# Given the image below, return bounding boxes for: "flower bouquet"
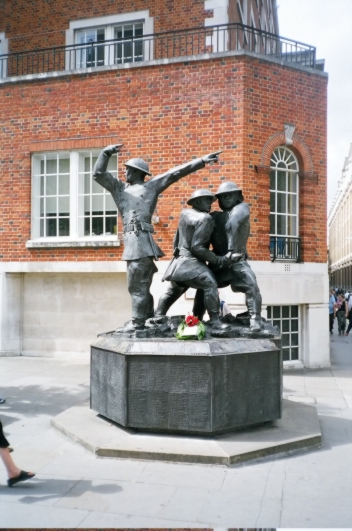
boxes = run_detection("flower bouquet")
[175,314,206,340]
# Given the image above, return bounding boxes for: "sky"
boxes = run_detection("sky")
[277,0,352,212]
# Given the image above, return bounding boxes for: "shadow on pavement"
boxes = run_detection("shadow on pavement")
[0,477,122,504]
[0,384,89,427]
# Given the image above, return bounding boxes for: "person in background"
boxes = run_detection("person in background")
[0,420,35,487]
[334,293,348,336]
[329,288,336,334]
[345,293,352,336]
[220,293,231,317]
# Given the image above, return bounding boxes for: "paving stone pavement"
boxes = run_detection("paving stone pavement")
[0,329,351,528]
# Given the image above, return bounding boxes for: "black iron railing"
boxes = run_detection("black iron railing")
[0,23,316,79]
[269,236,301,262]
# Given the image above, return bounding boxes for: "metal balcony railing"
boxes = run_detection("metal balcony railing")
[0,23,316,79]
[269,236,301,262]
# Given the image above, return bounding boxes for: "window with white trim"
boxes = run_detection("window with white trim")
[75,22,144,68]
[267,305,300,361]
[0,32,9,79]
[31,150,118,241]
[270,146,299,238]
[66,11,153,69]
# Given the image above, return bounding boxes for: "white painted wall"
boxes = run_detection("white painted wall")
[151,260,330,368]
[204,0,229,26]
[0,260,330,367]
[301,303,330,369]
[21,273,131,358]
[0,273,23,356]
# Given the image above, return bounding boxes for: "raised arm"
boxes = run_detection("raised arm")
[150,151,222,194]
[93,144,123,194]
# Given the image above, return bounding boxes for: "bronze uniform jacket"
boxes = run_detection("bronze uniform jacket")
[93,158,205,261]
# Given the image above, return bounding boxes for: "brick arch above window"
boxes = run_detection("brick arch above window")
[259,132,315,175]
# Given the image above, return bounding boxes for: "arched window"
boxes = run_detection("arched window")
[269,146,300,261]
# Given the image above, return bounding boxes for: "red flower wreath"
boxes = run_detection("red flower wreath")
[185,315,199,327]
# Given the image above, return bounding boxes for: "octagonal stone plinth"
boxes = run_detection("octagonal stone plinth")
[90,334,282,435]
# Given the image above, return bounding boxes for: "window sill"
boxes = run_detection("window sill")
[26,239,121,249]
[270,257,301,263]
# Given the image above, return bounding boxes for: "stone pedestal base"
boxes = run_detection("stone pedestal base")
[90,334,282,435]
[52,399,321,466]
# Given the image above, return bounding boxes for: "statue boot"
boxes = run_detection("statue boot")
[208,312,230,331]
[115,319,145,333]
[247,293,263,331]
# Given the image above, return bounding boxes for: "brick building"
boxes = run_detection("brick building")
[0,0,329,367]
[328,144,352,290]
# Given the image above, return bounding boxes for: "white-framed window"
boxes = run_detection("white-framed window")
[31,150,118,241]
[0,32,9,79]
[114,23,144,64]
[75,27,106,68]
[270,146,299,238]
[66,11,153,69]
[267,305,300,361]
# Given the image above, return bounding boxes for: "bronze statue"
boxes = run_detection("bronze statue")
[93,145,222,331]
[205,181,263,331]
[155,189,239,330]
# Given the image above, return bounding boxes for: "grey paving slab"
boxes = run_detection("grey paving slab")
[316,396,349,409]
[0,475,80,506]
[0,500,89,528]
[197,489,276,527]
[55,478,177,518]
[138,460,227,489]
[5,447,68,473]
[0,332,351,528]
[77,509,206,528]
[319,413,352,443]
[39,451,148,482]
[252,496,282,527]
[221,460,285,498]
[305,386,347,399]
[281,474,352,527]
[158,486,209,522]
[304,375,339,390]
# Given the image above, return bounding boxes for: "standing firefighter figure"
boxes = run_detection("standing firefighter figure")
[209,181,263,331]
[93,144,221,331]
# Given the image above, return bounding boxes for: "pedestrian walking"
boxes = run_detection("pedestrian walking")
[329,288,336,334]
[345,293,352,336]
[334,294,348,336]
[0,420,35,487]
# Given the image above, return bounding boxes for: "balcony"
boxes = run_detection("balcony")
[269,236,301,262]
[0,23,316,80]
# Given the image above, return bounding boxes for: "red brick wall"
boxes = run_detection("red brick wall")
[0,55,327,263]
[0,0,208,53]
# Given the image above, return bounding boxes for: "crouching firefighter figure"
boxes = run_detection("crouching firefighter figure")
[196,181,263,331]
[155,189,241,331]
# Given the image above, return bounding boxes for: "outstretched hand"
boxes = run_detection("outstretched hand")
[202,150,223,165]
[103,144,124,156]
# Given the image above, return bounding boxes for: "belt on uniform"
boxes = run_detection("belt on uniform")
[123,221,154,234]
[178,248,194,258]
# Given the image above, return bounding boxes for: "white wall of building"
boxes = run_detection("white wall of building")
[152,260,330,369]
[0,259,329,368]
